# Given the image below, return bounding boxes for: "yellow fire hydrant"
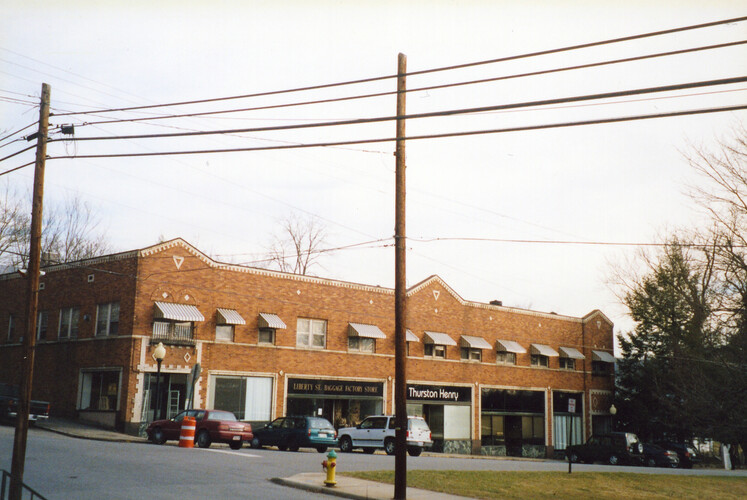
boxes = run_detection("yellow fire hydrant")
[322,449,337,487]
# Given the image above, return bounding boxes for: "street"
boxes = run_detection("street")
[1,425,744,499]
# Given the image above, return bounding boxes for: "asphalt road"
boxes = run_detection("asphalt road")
[0,425,743,499]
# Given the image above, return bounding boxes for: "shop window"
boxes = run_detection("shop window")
[96,302,119,336]
[481,414,505,446]
[296,318,326,349]
[36,310,49,341]
[521,415,545,445]
[460,347,481,361]
[559,357,575,370]
[79,370,120,410]
[424,344,446,358]
[212,376,273,421]
[531,354,549,368]
[59,307,80,339]
[215,324,234,342]
[592,361,611,376]
[348,336,375,353]
[259,327,275,344]
[496,350,516,365]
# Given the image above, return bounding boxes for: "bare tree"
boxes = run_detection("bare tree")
[267,214,328,275]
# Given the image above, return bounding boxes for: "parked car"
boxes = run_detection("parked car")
[0,382,50,424]
[642,443,679,468]
[146,409,253,450]
[251,416,337,453]
[566,432,644,465]
[337,415,432,457]
[654,441,701,469]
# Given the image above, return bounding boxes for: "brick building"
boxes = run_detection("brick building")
[0,238,616,457]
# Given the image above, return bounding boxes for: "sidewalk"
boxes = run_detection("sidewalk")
[34,417,468,499]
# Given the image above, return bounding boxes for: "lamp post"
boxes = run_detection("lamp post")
[153,342,166,420]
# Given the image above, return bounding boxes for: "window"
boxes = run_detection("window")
[348,336,375,353]
[531,354,549,367]
[424,343,446,358]
[212,376,273,421]
[36,311,49,340]
[559,357,575,370]
[522,415,545,445]
[296,318,326,348]
[96,302,119,336]
[215,324,234,342]
[496,351,516,365]
[79,370,120,410]
[460,347,481,361]
[481,414,505,446]
[592,361,611,376]
[59,307,80,339]
[258,328,275,344]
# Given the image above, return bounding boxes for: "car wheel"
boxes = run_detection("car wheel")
[408,447,422,457]
[317,445,328,453]
[229,440,242,450]
[384,438,396,456]
[647,457,657,467]
[363,448,376,454]
[250,437,262,449]
[196,430,211,448]
[287,438,299,452]
[150,427,166,445]
[670,461,679,469]
[608,454,620,466]
[339,436,353,453]
[278,443,288,451]
[569,453,581,463]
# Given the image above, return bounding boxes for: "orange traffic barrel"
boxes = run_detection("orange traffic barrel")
[179,416,196,448]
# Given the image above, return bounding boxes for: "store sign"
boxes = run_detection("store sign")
[287,378,383,397]
[407,384,471,403]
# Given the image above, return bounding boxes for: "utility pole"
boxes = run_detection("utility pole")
[10,82,50,500]
[394,53,407,500]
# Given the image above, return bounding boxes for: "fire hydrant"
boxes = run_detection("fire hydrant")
[322,449,337,487]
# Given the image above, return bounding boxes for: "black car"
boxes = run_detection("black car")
[251,416,337,453]
[654,441,701,469]
[642,443,679,468]
[566,432,644,465]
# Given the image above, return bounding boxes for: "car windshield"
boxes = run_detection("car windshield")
[207,411,237,421]
[308,418,333,429]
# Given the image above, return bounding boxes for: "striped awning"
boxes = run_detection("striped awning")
[496,339,526,354]
[258,313,287,329]
[216,308,246,325]
[530,343,559,357]
[592,350,616,363]
[348,323,387,339]
[423,331,457,346]
[460,335,492,350]
[406,329,419,342]
[559,346,585,359]
[154,302,204,322]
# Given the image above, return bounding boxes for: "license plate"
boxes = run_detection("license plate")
[319,433,328,438]
[416,442,423,446]
[232,435,240,440]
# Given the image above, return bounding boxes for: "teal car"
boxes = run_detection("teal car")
[250,416,337,453]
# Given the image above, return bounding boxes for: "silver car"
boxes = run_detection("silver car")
[337,415,432,456]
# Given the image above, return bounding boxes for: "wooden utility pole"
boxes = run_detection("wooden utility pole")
[10,82,50,500]
[394,53,408,500]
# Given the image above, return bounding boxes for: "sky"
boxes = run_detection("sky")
[1,1,746,347]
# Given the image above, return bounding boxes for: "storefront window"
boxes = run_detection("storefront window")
[211,376,273,421]
[80,370,120,410]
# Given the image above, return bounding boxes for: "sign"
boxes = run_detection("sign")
[407,384,472,403]
[568,399,576,413]
[287,378,383,398]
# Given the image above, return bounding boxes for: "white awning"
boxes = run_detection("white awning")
[423,331,457,346]
[406,329,419,342]
[154,302,204,322]
[460,335,492,350]
[530,343,559,357]
[258,313,287,329]
[216,308,246,325]
[559,346,585,359]
[592,350,616,363]
[496,339,527,354]
[348,323,386,339]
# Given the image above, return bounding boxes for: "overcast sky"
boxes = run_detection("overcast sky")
[2,1,746,344]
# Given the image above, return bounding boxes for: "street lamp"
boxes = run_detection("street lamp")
[153,342,166,420]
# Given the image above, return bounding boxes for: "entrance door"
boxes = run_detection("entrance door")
[505,416,523,456]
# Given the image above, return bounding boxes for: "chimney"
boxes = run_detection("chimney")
[490,300,502,306]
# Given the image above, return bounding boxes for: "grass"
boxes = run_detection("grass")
[341,470,747,499]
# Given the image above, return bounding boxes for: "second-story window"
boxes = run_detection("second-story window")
[36,311,49,340]
[258,328,275,344]
[96,302,120,336]
[531,354,549,367]
[215,324,234,342]
[296,318,326,348]
[59,307,80,339]
[460,347,481,361]
[496,350,516,365]
[348,336,375,353]
[424,344,446,358]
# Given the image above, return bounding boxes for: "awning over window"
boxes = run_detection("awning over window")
[460,335,492,350]
[530,343,559,357]
[348,323,387,339]
[154,302,204,322]
[406,329,419,342]
[423,331,457,346]
[496,339,527,354]
[216,308,246,325]
[258,313,287,329]
[592,350,616,363]
[559,346,585,359]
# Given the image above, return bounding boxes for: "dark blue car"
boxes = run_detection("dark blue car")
[250,416,337,453]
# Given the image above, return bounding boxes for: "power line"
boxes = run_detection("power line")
[408,236,747,249]
[0,144,36,164]
[0,160,35,177]
[48,15,747,118]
